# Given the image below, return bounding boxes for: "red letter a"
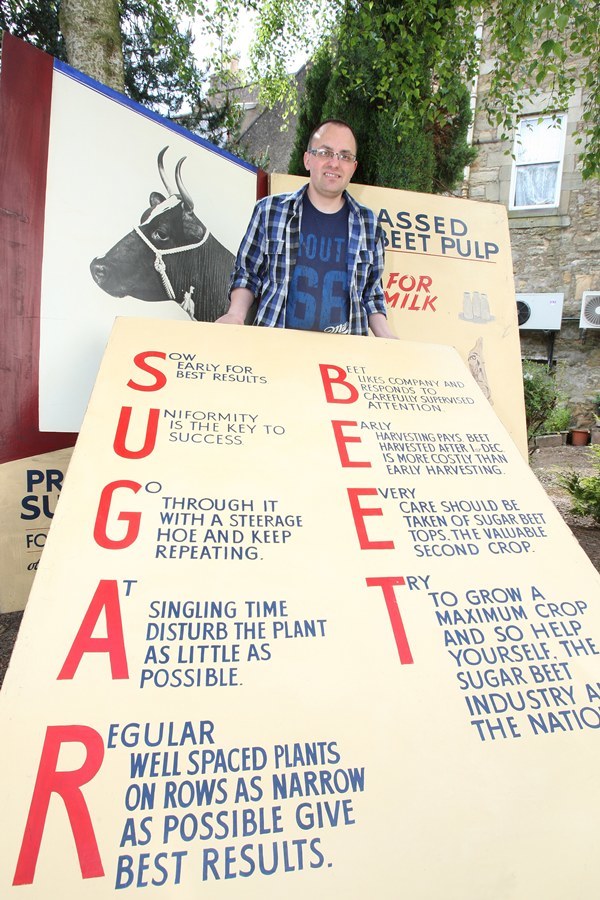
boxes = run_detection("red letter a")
[58,580,129,680]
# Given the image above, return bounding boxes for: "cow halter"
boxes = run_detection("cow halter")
[133,224,209,317]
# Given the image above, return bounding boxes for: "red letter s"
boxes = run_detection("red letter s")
[127,351,167,392]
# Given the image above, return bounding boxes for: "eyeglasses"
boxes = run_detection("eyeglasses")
[308,148,357,164]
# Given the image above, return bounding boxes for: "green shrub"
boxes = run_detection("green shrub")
[522,360,561,448]
[557,446,600,523]
[541,405,571,434]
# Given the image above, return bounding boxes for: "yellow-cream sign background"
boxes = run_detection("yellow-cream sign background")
[0,319,598,897]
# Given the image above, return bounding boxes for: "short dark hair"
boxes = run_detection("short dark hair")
[307,119,358,154]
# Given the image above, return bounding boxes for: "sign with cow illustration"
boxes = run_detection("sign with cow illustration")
[39,64,260,434]
[1,34,261,453]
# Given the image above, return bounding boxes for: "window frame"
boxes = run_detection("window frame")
[508,113,568,212]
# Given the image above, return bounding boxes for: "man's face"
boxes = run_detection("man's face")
[304,123,358,202]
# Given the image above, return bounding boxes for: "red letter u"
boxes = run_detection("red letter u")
[113,406,159,459]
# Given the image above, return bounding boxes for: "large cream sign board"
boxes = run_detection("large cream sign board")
[271,174,527,457]
[1,319,599,898]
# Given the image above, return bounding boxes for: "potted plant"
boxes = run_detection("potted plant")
[571,427,591,446]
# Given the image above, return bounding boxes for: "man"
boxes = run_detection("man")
[216,119,396,338]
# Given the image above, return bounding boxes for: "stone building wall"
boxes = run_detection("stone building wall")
[465,55,600,427]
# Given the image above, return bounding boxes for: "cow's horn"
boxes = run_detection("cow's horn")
[157,146,176,196]
[175,157,194,211]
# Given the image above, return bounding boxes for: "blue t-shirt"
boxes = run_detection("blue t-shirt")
[285,195,350,332]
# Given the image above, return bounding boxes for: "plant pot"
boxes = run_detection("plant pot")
[571,429,591,446]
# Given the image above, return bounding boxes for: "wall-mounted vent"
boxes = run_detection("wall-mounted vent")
[579,292,600,329]
[516,293,564,330]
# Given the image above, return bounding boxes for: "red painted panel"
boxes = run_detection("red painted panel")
[0,33,77,464]
[257,168,269,200]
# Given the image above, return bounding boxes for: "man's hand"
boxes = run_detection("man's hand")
[214,311,246,325]
[368,312,399,339]
[215,287,254,325]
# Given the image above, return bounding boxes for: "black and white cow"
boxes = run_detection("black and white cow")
[90,147,235,322]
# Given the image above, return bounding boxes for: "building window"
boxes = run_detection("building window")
[509,113,567,210]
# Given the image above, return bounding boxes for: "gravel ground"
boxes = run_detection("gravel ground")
[0,611,23,689]
[1,445,598,689]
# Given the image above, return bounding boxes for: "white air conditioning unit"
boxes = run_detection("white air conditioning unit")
[580,292,600,329]
[516,293,564,330]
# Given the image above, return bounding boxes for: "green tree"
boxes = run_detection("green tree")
[431,84,477,192]
[59,0,124,91]
[0,0,241,144]
[239,0,599,180]
[288,45,332,175]
[287,23,475,192]
[0,0,65,57]
[522,360,563,451]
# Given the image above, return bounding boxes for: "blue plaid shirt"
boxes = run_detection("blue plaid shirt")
[229,185,387,336]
